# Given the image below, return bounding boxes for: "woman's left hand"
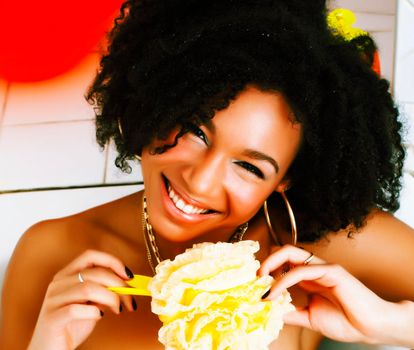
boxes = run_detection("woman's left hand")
[259,245,396,345]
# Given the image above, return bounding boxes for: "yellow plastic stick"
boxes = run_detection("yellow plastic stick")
[108,274,152,296]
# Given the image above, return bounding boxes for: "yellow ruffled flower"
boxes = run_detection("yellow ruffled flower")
[327,8,367,41]
[149,241,294,350]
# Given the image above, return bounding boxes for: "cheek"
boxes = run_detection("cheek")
[143,133,199,167]
[225,175,273,221]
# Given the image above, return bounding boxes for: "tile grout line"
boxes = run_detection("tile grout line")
[391,0,399,95]
[351,10,396,16]
[102,143,110,184]
[4,118,95,128]
[369,29,395,34]
[356,12,395,16]
[0,181,144,195]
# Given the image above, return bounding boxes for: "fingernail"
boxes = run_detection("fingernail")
[100,310,104,317]
[125,266,134,279]
[132,298,137,311]
[261,290,270,299]
[119,304,123,313]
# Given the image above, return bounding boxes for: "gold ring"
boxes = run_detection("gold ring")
[78,272,85,283]
[303,252,314,265]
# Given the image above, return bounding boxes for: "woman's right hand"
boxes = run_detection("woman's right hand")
[260,245,414,347]
[28,250,136,350]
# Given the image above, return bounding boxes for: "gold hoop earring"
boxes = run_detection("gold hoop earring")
[117,117,124,138]
[263,200,281,246]
[263,191,297,246]
[281,191,297,245]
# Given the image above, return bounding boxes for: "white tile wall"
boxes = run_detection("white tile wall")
[404,143,414,176]
[394,0,414,231]
[0,184,142,290]
[331,0,396,14]
[104,140,143,184]
[3,54,99,126]
[0,120,106,190]
[401,103,414,145]
[394,0,414,103]
[354,13,395,31]
[396,171,414,227]
[371,30,396,83]
[329,0,397,82]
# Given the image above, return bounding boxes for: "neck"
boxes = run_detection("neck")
[154,227,238,261]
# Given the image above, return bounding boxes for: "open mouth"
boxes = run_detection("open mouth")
[163,175,216,215]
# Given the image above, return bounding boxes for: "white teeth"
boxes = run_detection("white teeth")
[167,182,209,215]
[176,199,185,210]
[183,204,195,214]
[169,188,175,199]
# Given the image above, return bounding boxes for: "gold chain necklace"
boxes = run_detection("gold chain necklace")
[142,194,248,274]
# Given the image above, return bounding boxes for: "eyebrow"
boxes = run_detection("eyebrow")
[203,119,216,133]
[242,149,279,174]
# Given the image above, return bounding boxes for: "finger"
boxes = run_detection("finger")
[51,304,102,327]
[282,294,367,343]
[297,280,334,294]
[48,281,121,315]
[75,268,135,312]
[54,250,132,281]
[259,245,325,276]
[306,294,367,342]
[49,268,135,313]
[283,307,312,329]
[52,267,125,291]
[266,264,339,300]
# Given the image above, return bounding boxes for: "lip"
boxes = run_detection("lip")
[160,175,219,224]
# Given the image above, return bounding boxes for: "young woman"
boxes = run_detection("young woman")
[1,0,412,349]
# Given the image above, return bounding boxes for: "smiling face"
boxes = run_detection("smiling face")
[141,86,302,242]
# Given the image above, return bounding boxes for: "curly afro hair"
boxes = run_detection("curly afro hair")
[349,34,378,68]
[86,0,405,242]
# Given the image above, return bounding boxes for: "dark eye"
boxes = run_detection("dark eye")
[187,123,209,145]
[236,161,264,179]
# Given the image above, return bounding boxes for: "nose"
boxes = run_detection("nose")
[183,152,225,199]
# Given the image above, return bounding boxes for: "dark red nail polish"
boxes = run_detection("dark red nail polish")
[261,290,270,299]
[125,266,134,279]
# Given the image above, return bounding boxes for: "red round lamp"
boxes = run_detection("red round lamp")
[0,0,123,82]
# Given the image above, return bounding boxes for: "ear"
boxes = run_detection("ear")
[274,178,291,193]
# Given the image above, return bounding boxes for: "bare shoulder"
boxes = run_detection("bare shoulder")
[306,210,414,300]
[358,209,414,239]
[5,190,141,282]
[8,215,99,276]
[0,191,141,349]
